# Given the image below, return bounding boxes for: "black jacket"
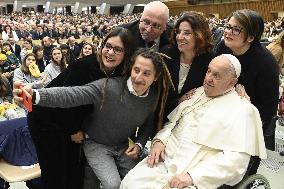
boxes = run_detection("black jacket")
[162,46,213,119]
[13,44,21,61]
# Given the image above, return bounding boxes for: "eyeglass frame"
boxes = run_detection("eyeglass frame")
[140,19,163,30]
[103,42,124,55]
[224,24,243,36]
[174,29,193,37]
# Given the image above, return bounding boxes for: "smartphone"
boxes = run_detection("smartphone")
[20,86,32,112]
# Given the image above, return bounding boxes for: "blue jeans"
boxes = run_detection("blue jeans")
[83,139,138,189]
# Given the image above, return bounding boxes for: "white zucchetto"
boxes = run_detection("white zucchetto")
[222,54,241,78]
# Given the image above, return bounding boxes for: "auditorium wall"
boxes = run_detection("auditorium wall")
[165,0,284,21]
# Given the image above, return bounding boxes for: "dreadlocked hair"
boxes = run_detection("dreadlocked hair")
[128,48,175,131]
[0,76,8,97]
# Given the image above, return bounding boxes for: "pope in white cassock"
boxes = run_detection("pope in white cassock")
[120,54,267,189]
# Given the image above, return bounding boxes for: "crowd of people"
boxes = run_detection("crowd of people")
[0,1,283,189]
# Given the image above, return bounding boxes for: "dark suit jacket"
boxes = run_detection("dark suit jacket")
[121,20,173,51]
[31,31,44,40]
[15,30,30,40]
[13,44,21,61]
[43,29,58,38]
[69,45,81,59]
[162,46,213,119]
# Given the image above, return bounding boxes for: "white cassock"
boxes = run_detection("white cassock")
[120,87,267,189]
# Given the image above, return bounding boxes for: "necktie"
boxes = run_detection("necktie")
[147,41,155,48]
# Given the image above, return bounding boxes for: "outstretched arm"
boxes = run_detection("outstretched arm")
[13,80,104,109]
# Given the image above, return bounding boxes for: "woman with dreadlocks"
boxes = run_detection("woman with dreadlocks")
[14,48,174,189]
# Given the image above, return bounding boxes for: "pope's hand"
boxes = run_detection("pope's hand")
[147,140,165,168]
[169,173,193,189]
[13,81,33,103]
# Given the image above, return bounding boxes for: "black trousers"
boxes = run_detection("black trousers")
[28,121,85,189]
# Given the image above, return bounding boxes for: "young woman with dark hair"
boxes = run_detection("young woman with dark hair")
[161,11,214,122]
[43,47,66,86]
[13,53,46,89]
[33,45,49,72]
[25,27,135,189]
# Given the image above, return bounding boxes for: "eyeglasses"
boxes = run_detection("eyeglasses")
[224,24,243,36]
[140,19,162,30]
[174,29,193,37]
[103,42,124,54]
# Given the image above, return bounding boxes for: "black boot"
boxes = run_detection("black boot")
[280,151,284,156]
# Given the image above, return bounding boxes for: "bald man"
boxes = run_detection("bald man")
[121,1,172,51]
[120,54,267,189]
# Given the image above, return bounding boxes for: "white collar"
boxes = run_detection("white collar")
[127,77,149,97]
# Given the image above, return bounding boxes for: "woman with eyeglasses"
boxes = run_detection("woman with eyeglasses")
[214,9,279,176]
[27,27,135,189]
[161,11,214,122]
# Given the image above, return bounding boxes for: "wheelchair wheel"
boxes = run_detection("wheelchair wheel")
[235,174,270,189]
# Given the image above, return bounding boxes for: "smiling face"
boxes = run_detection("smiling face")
[223,16,253,55]
[203,56,237,97]
[139,7,167,42]
[131,55,157,96]
[82,44,93,57]
[176,21,196,54]
[101,36,125,72]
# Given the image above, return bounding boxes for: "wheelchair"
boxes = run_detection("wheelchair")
[218,159,271,189]
[217,158,271,189]
[217,114,279,189]
[235,174,270,189]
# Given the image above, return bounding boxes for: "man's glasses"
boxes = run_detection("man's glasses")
[103,43,124,54]
[224,24,243,36]
[140,19,162,30]
[174,29,193,37]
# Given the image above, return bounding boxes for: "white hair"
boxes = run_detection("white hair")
[143,1,169,21]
